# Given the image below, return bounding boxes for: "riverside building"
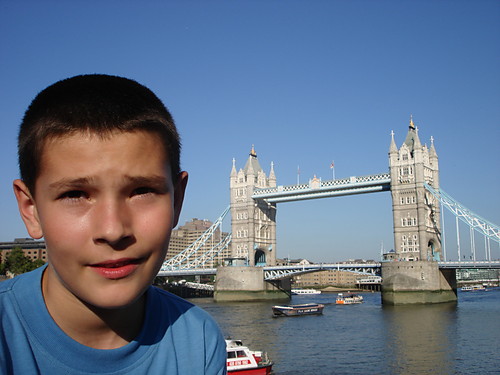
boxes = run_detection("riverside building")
[0,238,47,263]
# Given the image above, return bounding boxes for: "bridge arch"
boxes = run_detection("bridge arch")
[254,249,266,266]
[428,239,440,261]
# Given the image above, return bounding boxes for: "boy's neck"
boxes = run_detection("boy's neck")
[41,267,146,349]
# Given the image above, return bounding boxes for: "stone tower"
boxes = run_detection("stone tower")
[389,117,442,261]
[230,146,277,266]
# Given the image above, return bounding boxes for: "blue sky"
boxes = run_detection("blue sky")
[1,0,499,262]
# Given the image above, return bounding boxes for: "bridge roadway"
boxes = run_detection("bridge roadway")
[157,260,500,280]
[252,173,391,203]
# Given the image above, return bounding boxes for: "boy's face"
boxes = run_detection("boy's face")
[14,130,187,310]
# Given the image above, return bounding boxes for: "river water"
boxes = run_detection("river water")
[192,288,500,375]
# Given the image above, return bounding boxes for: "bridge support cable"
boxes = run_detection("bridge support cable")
[160,206,231,272]
[424,183,500,245]
[470,226,476,261]
[441,201,447,260]
[180,234,232,269]
[456,216,461,261]
[486,237,491,261]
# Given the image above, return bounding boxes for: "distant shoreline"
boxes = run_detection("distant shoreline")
[320,286,368,293]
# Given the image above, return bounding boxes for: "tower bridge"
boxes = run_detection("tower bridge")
[161,117,500,304]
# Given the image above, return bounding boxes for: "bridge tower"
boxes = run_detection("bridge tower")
[389,116,442,262]
[383,117,455,305]
[230,146,277,266]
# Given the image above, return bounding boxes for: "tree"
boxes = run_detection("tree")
[1,247,45,276]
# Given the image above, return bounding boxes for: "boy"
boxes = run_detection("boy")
[0,74,227,374]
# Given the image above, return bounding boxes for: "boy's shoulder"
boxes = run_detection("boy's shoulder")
[144,285,222,338]
[0,267,45,326]
[0,265,43,296]
[0,277,15,293]
[0,269,227,374]
[147,285,210,320]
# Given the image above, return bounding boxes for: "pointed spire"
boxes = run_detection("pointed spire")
[250,144,257,157]
[231,157,237,176]
[404,115,422,152]
[243,144,264,182]
[269,161,276,181]
[409,114,415,130]
[429,136,437,157]
[414,126,422,148]
[389,130,397,153]
[246,158,255,175]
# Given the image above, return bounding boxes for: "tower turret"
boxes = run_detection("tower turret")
[269,162,276,186]
[230,158,237,186]
[230,146,277,266]
[389,117,441,262]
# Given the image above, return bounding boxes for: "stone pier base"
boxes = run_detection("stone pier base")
[214,266,289,302]
[381,261,457,305]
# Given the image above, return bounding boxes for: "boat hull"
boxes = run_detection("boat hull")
[336,293,363,305]
[291,288,321,295]
[272,303,324,317]
[226,339,273,374]
[461,284,486,292]
[228,363,273,374]
[336,299,362,305]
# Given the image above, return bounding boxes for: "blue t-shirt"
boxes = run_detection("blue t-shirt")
[0,265,227,374]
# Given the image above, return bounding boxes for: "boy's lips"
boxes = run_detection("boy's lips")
[89,258,142,279]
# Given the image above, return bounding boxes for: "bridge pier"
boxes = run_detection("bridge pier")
[381,261,457,305]
[214,266,289,302]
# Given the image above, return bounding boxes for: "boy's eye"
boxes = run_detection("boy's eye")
[59,190,86,200]
[132,187,156,196]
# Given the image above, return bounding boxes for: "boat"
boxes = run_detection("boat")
[335,292,364,305]
[291,288,321,295]
[272,303,325,317]
[226,339,273,374]
[461,284,487,292]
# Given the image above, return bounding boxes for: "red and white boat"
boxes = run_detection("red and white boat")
[226,339,273,374]
[336,292,363,305]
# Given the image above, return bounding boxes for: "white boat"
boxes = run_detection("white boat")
[226,339,273,374]
[272,303,325,317]
[336,292,363,305]
[461,284,487,292]
[291,288,321,295]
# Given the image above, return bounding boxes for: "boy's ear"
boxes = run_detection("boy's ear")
[172,171,188,228]
[13,179,43,239]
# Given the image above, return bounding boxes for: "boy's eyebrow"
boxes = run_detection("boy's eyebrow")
[48,175,169,190]
[49,177,94,190]
[125,175,170,189]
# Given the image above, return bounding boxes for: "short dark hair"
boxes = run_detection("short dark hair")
[18,74,181,193]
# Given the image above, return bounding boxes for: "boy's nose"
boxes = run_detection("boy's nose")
[93,200,134,249]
